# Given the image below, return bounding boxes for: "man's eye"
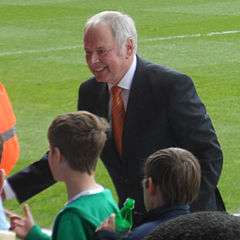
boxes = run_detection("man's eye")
[97,49,106,55]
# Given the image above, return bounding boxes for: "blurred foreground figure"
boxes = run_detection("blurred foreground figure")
[145,211,240,240]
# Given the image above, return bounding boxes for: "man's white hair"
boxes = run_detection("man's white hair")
[84,11,137,54]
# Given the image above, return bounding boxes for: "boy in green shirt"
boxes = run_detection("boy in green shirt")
[9,111,120,240]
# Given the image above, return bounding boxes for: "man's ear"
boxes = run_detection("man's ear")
[126,38,134,57]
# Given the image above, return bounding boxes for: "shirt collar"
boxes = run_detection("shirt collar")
[141,204,190,224]
[108,54,137,91]
[66,184,104,205]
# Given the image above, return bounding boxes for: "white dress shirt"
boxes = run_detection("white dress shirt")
[108,54,137,117]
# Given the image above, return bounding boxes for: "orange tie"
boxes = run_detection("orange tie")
[111,86,125,155]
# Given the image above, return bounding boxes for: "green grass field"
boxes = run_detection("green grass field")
[0,0,240,227]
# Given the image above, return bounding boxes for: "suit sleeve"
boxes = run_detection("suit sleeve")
[6,81,94,203]
[6,81,92,203]
[167,73,223,210]
[7,153,55,203]
[77,80,96,112]
[6,80,95,203]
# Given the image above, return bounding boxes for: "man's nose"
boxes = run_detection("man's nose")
[90,51,100,64]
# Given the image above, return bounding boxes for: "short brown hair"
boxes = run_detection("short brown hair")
[48,111,109,174]
[0,134,3,161]
[144,147,201,205]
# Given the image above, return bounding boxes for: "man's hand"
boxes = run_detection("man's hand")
[6,204,34,239]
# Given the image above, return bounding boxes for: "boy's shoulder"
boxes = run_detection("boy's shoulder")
[52,189,120,240]
[66,188,116,209]
[58,188,119,225]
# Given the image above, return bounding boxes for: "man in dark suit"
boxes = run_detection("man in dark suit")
[4,11,224,216]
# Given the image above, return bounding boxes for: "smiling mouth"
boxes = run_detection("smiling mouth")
[94,66,107,73]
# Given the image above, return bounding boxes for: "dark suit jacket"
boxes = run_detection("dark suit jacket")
[94,204,190,240]
[8,56,224,213]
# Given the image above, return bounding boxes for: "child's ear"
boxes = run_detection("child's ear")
[54,147,61,160]
[50,146,61,161]
[147,177,157,195]
[54,147,66,164]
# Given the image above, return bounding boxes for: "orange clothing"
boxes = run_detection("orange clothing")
[0,83,20,175]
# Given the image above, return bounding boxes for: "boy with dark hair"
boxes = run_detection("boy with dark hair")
[9,111,120,240]
[143,147,201,210]
[95,147,201,240]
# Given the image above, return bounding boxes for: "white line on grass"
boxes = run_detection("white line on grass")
[143,29,240,42]
[0,45,80,57]
[0,29,240,57]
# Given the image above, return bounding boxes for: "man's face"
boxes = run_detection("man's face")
[84,23,133,85]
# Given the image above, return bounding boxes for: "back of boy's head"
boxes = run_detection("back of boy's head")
[48,111,109,174]
[144,147,201,205]
[0,134,3,161]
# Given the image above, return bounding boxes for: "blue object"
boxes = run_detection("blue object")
[0,198,10,230]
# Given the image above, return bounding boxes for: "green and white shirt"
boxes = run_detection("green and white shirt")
[26,188,119,240]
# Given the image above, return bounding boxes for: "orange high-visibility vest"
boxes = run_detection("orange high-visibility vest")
[0,83,20,175]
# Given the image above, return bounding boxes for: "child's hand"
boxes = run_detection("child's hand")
[6,204,34,239]
[96,213,116,232]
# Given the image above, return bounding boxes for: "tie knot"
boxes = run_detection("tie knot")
[111,86,122,96]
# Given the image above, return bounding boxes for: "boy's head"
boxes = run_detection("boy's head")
[48,111,109,179]
[143,147,201,210]
[0,134,3,162]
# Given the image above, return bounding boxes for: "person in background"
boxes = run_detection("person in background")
[0,82,20,229]
[4,11,224,223]
[0,82,20,175]
[0,134,10,230]
[95,147,201,240]
[9,111,120,240]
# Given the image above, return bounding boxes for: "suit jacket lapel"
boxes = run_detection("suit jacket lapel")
[122,57,148,157]
[95,82,109,120]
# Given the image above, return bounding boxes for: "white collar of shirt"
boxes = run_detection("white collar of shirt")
[67,184,104,205]
[108,54,137,91]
